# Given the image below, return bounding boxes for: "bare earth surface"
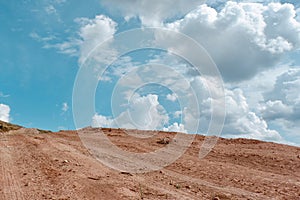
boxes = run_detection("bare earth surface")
[0,126,300,199]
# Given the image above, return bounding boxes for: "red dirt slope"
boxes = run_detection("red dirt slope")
[0,127,299,199]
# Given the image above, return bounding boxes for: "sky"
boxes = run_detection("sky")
[0,0,300,146]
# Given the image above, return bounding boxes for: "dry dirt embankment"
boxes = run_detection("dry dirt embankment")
[0,124,299,199]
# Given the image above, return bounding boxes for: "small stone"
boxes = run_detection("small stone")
[185,185,192,189]
[88,176,100,180]
[63,160,69,163]
[120,172,133,176]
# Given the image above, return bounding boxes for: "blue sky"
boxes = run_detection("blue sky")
[1,0,300,146]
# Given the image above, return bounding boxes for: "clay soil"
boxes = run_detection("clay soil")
[0,127,300,200]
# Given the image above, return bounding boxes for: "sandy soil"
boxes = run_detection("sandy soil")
[0,127,299,200]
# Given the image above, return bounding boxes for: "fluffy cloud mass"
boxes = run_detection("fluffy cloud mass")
[0,104,10,122]
[93,94,169,130]
[38,15,117,63]
[75,15,117,64]
[189,76,282,142]
[221,89,283,142]
[100,0,205,26]
[165,2,300,82]
[56,1,300,145]
[260,68,300,144]
[92,93,188,133]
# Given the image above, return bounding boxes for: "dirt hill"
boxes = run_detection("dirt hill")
[0,120,22,132]
[0,125,299,199]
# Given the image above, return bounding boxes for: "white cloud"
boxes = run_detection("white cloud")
[220,89,283,142]
[46,1,300,146]
[207,0,283,9]
[219,63,300,145]
[44,40,80,56]
[93,71,292,144]
[264,68,300,112]
[32,15,117,61]
[163,122,187,133]
[235,64,289,110]
[191,78,283,142]
[29,32,79,56]
[166,93,177,102]
[0,104,10,123]
[75,15,117,64]
[125,94,169,130]
[102,56,139,80]
[29,32,57,42]
[62,102,69,112]
[268,118,300,146]
[261,100,293,120]
[100,0,205,26]
[92,114,114,128]
[93,94,169,130]
[164,2,300,82]
[260,67,300,144]
[90,54,296,144]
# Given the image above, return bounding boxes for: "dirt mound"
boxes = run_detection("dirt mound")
[0,120,22,133]
[0,127,299,199]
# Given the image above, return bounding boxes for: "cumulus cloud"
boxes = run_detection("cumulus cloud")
[100,0,205,26]
[190,75,283,142]
[164,2,300,82]
[93,94,169,130]
[101,64,282,143]
[166,93,177,102]
[75,15,117,64]
[163,122,187,133]
[92,114,114,128]
[43,0,299,145]
[261,100,293,120]
[226,65,300,143]
[260,67,300,144]
[0,104,10,122]
[265,68,300,107]
[220,89,283,142]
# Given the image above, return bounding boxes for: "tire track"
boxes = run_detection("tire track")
[0,134,24,200]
